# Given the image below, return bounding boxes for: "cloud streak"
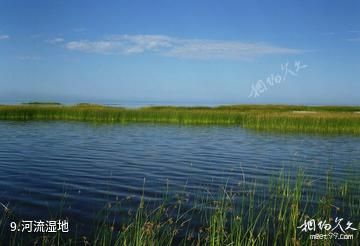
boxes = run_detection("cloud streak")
[0,34,9,40]
[64,34,301,59]
[46,37,64,44]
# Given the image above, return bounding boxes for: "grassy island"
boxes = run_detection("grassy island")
[0,104,360,134]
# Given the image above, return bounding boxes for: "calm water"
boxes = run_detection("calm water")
[0,121,359,233]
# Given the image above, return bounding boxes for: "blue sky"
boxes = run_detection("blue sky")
[0,0,359,105]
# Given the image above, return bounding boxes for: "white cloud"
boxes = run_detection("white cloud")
[163,39,300,59]
[0,34,9,40]
[47,37,64,44]
[66,40,121,54]
[64,34,302,59]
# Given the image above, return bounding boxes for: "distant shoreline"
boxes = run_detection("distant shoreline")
[1,100,360,108]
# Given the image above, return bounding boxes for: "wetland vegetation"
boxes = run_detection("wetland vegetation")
[1,169,359,245]
[0,104,360,135]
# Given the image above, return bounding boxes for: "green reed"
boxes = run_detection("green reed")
[1,169,359,245]
[0,104,360,134]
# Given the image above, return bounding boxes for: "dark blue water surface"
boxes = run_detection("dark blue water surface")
[0,121,359,233]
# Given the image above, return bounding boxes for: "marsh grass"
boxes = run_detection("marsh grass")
[0,169,359,245]
[0,104,360,134]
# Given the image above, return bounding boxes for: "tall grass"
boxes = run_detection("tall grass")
[1,169,359,245]
[0,104,360,134]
